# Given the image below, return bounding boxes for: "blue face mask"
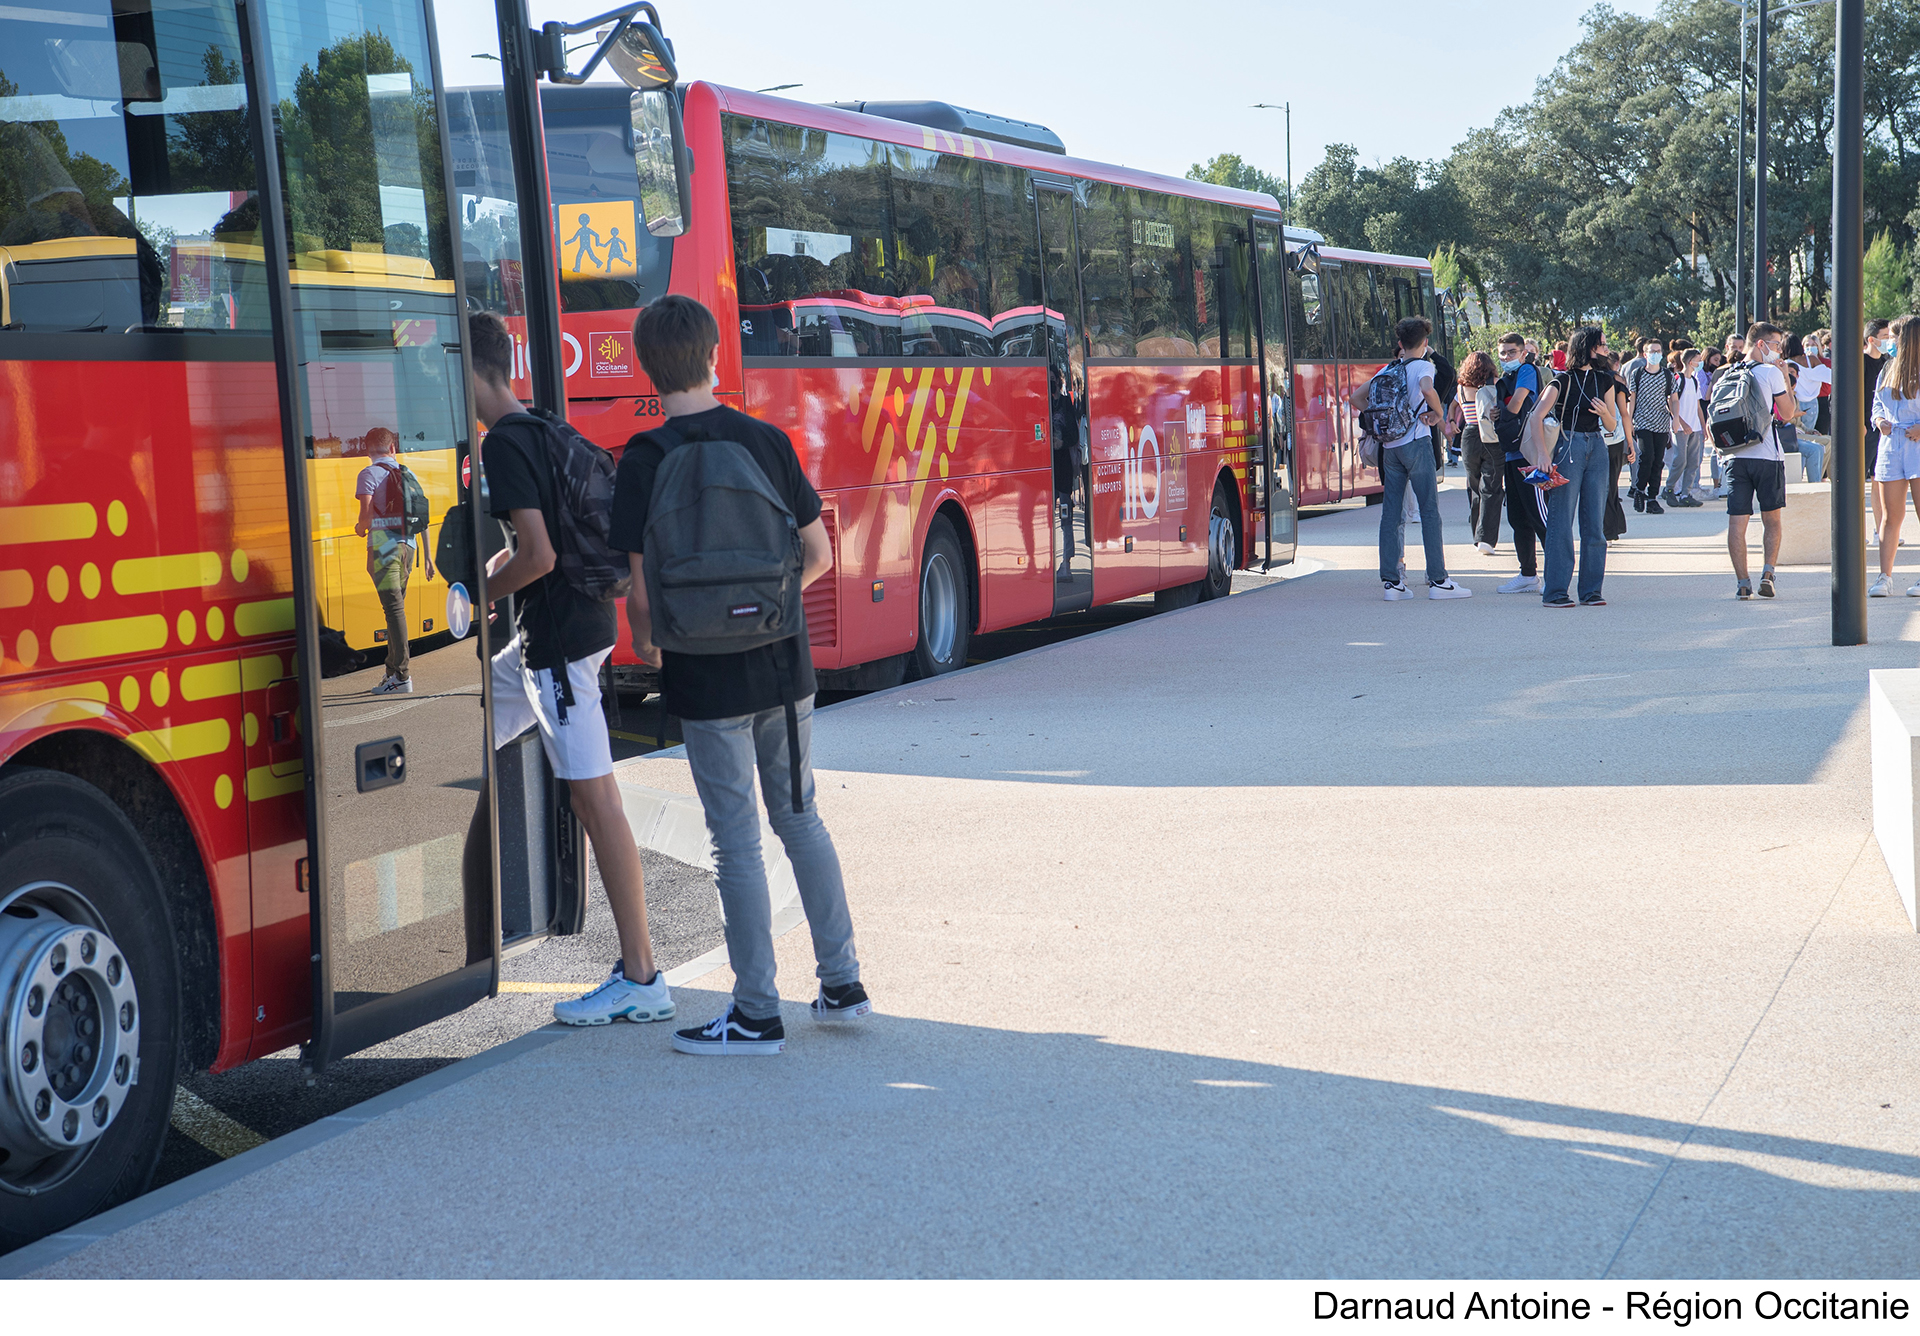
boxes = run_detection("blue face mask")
[1499,357,1521,373]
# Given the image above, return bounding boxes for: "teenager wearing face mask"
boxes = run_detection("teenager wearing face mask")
[1871,315,1920,598]
[1866,319,1893,544]
[1723,322,1796,600]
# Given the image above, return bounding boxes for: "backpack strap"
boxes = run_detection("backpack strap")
[781,636,803,815]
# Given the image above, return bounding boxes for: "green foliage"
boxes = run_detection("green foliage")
[1864,229,1909,319]
[1193,0,1920,344]
[1186,152,1285,209]
[1689,297,1736,352]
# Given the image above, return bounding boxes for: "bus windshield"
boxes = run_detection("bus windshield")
[446,84,675,319]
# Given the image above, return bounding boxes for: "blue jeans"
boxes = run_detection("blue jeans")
[1798,431,1826,482]
[1378,434,1446,584]
[679,696,860,1020]
[1544,430,1610,602]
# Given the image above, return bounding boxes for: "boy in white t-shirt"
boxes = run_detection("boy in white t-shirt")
[1723,323,1797,600]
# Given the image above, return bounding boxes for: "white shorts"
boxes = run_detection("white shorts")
[490,637,613,780]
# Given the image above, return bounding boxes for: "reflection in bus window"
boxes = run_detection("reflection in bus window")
[0,0,265,335]
[1192,201,1251,359]
[892,146,992,357]
[981,160,1039,343]
[1127,189,1195,357]
[1078,182,1130,358]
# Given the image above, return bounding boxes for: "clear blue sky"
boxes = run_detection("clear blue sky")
[434,0,1669,183]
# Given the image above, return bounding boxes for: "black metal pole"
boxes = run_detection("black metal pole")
[497,0,567,416]
[1733,3,1747,331]
[1831,0,1866,646]
[1753,0,1769,326]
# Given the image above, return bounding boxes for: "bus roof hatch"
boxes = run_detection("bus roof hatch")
[826,100,1066,155]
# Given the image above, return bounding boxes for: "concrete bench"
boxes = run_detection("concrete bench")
[1870,669,1920,930]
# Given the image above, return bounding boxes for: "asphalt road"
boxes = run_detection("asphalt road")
[145,546,1310,1195]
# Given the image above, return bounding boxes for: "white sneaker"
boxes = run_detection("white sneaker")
[1871,575,1893,598]
[1498,574,1543,594]
[1428,580,1472,600]
[1475,541,1495,555]
[1382,581,1415,601]
[552,965,674,1026]
[1907,581,1920,598]
[369,673,412,695]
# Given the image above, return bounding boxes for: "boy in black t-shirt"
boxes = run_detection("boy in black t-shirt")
[610,295,867,1056]
[467,312,672,1029]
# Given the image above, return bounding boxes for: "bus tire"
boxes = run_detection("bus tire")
[910,516,971,679]
[0,767,181,1252]
[1199,481,1237,602]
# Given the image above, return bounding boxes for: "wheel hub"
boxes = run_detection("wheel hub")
[0,893,140,1164]
[922,551,957,664]
[1210,508,1235,580]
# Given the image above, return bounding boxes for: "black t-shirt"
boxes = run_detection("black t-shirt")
[1867,353,1891,427]
[483,413,618,672]
[608,404,822,721]
[1552,367,1615,434]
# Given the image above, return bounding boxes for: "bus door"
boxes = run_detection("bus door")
[1319,261,1356,499]
[1036,184,1093,615]
[1251,219,1296,566]
[239,0,500,1067]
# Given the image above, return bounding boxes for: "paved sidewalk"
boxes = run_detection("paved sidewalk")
[15,488,1920,1278]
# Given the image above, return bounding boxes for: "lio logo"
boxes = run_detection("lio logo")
[1124,425,1161,521]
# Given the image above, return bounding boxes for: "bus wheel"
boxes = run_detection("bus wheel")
[0,768,180,1251]
[1199,483,1237,602]
[911,516,971,678]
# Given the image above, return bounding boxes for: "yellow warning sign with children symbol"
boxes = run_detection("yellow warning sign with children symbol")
[555,200,639,279]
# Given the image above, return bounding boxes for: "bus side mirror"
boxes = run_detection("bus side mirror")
[630,88,690,239]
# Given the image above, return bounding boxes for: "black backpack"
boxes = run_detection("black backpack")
[1492,368,1534,447]
[501,409,631,603]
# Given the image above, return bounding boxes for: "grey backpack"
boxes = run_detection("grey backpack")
[641,423,804,655]
[1706,360,1774,456]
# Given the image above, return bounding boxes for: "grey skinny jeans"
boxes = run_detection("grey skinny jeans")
[680,695,860,1020]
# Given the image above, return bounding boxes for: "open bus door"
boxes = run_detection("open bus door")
[237,0,505,1067]
[1036,182,1094,615]
[1252,218,1297,567]
[233,0,695,1067]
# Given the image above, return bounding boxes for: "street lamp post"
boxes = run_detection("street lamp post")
[1715,0,1749,329]
[1831,0,1866,645]
[1251,102,1291,226]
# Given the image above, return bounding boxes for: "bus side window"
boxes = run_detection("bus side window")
[1127,188,1195,357]
[0,0,260,336]
[980,161,1039,358]
[891,147,989,357]
[723,116,896,357]
[1077,182,1131,358]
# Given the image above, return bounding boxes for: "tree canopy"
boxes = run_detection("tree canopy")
[1190,0,1920,342]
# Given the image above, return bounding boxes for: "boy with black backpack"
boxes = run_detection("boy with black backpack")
[610,294,867,1056]
[467,311,672,1027]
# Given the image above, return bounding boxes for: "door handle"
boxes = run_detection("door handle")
[355,736,406,792]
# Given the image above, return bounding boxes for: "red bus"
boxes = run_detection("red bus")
[448,84,1450,685]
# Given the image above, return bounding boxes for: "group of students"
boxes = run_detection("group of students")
[465,295,868,1056]
[1365,315,1883,605]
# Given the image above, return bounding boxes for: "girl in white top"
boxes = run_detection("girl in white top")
[1870,314,1920,596]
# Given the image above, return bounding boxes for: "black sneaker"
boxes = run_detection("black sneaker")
[1758,573,1776,598]
[1544,593,1577,608]
[810,980,873,1022]
[1644,499,1666,515]
[1736,580,1753,600]
[1633,494,1647,513]
[672,1005,786,1056]
[1580,592,1607,606]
